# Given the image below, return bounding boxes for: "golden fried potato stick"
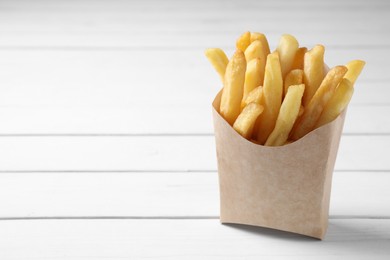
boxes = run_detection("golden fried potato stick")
[265,84,305,146]
[315,78,354,128]
[244,40,266,63]
[250,32,271,56]
[290,66,348,140]
[204,48,229,82]
[242,58,264,105]
[302,45,325,106]
[233,103,264,139]
[284,69,303,97]
[298,105,304,117]
[236,31,251,52]
[276,34,299,78]
[220,50,247,125]
[291,47,307,70]
[243,41,266,97]
[242,86,263,109]
[344,60,366,85]
[255,52,283,144]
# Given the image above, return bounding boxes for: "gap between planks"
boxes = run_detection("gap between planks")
[0,169,390,173]
[1,216,390,221]
[0,45,390,51]
[0,133,389,137]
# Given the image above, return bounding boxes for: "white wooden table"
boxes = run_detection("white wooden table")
[0,0,389,259]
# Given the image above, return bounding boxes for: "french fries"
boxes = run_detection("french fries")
[265,84,305,146]
[244,40,266,62]
[298,105,304,117]
[277,34,299,78]
[291,66,348,140]
[315,78,354,128]
[206,32,365,146]
[220,50,247,125]
[250,32,271,56]
[204,48,229,82]
[233,103,264,139]
[242,86,263,108]
[236,31,251,52]
[302,45,325,106]
[243,39,267,92]
[242,58,265,105]
[291,47,307,70]
[255,52,283,144]
[345,60,366,85]
[284,69,303,97]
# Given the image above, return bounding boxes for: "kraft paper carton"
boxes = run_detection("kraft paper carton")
[212,91,346,239]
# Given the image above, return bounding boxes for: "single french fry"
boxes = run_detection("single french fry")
[204,48,229,82]
[277,34,299,78]
[298,105,304,117]
[244,41,267,95]
[290,66,348,140]
[244,40,266,62]
[284,69,303,97]
[242,86,263,109]
[220,50,247,125]
[250,32,271,56]
[255,52,283,144]
[265,84,305,146]
[291,47,307,70]
[233,103,264,139]
[236,31,251,52]
[242,58,264,104]
[302,45,325,106]
[344,60,366,85]
[315,78,354,128]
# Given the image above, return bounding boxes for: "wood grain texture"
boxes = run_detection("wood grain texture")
[0,105,387,134]
[0,0,389,48]
[0,135,388,171]
[0,49,386,134]
[0,219,389,259]
[0,49,382,107]
[0,0,388,258]
[0,171,388,218]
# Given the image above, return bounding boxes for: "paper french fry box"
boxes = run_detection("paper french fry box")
[212,90,346,239]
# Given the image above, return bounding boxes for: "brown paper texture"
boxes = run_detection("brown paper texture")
[212,90,346,239]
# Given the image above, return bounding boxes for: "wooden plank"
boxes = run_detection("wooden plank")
[0,48,386,134]
[0,49,383,106]
[344,106,390,134]
[2,32,388,49]
[0,0,388,48]
[0,171,388,218]
[2,0,387,10]
[0,105,387,135]
[0,135,388,171]
[0,49,382,108]
[0,218,389,259]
